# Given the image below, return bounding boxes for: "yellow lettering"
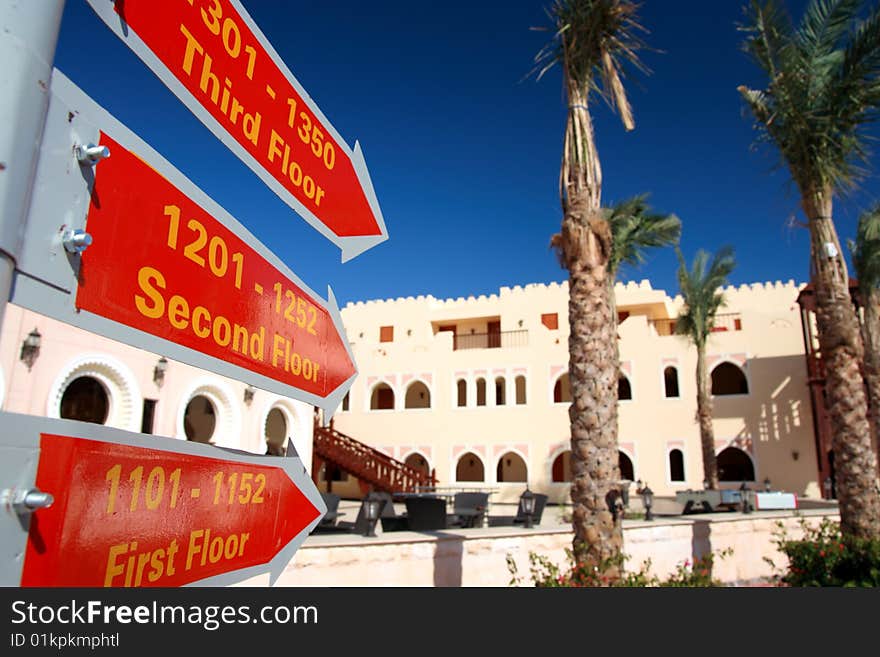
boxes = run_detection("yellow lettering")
[201,528,212,566]
[272,333,286,368]
[147,548,166,583]
[268,129,284,164]
[213,316,231,346]
[250,326,265,361]
[168,294,190,329]
[186,530,204,571]
[166,539,179,577]
[134,551,151,587]
[135,266,166,319]
[233,324,249,353]
[192,306,211,338]
[104,542,128,587]
[179,24,204,76]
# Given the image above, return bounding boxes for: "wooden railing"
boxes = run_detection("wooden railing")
[313,418,437,493]
[649,313,742,337]
[452,329,528,350]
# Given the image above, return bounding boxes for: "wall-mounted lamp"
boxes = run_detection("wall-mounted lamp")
[19,328,41,371]
[153,357,168,387]
[244,385,256,406]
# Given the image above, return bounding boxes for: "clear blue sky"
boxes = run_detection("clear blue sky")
[54,0,880,306]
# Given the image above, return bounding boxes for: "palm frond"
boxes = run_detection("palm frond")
[533,0,649,129]
[675,247,737,348]
[850,204,880,294]
[607,194,681,277]
[797,0,862,61]
[740,0,880,196]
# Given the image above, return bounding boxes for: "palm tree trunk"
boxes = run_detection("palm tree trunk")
[805,190,880,540]
[696,345,718,489]
[566,203,622,577]
[860,289,880,473]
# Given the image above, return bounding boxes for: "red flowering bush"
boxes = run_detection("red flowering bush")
[506,548,729,587]
[768,517,880,587]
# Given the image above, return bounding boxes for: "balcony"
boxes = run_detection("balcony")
[451,329,529,350]
[648,313,742,337]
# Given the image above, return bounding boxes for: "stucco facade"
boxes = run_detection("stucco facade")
[331,279,821,503]
[0,303,314,465]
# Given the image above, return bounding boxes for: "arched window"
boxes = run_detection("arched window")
[370,383,395,410]
[476,378,487,406]
[618,375,632,401]
[515,375,527,404]
[341,391,350,412]
[404,453,430,477]
[551,450,572,483]
[51,355,142,432]
[184,395,216,443]
[457,379,467,407]
[60,376,109,425]
[717,447,755,481]
[554,373,571,403]
[455,452,485,482]
[711,362,749,395]
[404,381,431,409]
[496,451,527,482]
[664,366,680,398]
[264,407,287,456]
[618,451,634,481]
[669,449,685,482]
[495,376,506,406]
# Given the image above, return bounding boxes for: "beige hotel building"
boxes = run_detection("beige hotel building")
[0,278,827,506]
[328,278,824,504]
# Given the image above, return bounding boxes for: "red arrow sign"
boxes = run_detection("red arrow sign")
[85,0,387,261]
[76,131,356,403]
[20,432,321,587]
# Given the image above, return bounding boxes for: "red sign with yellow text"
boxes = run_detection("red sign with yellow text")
[21,433,320,587]
[76,133,354,401]
[84,0,386,258]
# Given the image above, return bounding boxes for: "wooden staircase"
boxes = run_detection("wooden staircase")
[312,415,437,493]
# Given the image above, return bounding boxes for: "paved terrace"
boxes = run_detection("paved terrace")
[239,499,840,587]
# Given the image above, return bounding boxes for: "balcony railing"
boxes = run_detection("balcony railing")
[452,329,528,350]
[648,313,742,337]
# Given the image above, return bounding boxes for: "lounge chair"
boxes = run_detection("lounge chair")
[376,492,409,532]
[404,496,447,531]
[447,492,489,528]
[315,492,342,529]
[488,492,548,527]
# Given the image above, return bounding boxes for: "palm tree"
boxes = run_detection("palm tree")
[849,205,880,464]
[738,0,880,539]
[674,247,737,490]
[535,0,650,575]
[604,193,681,319]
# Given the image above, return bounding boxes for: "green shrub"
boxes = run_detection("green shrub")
[506,547,730,587]
[769,517,880,587]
